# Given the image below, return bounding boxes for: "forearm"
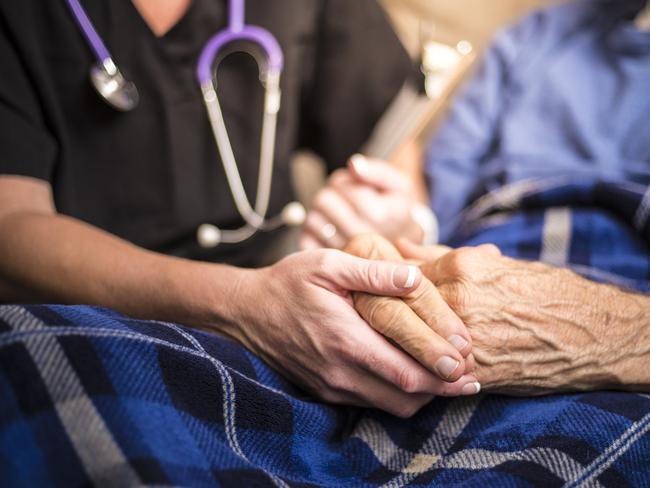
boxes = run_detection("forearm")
[0,211,251,332]
[468,263,650,394]
[393,242,650,394]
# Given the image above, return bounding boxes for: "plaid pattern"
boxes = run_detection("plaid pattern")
[1,179,649,487]
[450,178,650,292]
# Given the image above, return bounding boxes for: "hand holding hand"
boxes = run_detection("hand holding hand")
[225,248,479,418]
[396,240,649,395]
[344,234,479,391]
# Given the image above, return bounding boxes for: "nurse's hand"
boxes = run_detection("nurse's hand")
[225,249,480,417]
[299,155,424,250]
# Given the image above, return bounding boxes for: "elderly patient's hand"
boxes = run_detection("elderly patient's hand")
[396,240,648,395]
[345,235,481,396]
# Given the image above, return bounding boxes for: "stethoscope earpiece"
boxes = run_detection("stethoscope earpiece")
[197,224,222,249]
[281,202,307,227]
[197,201,306,249]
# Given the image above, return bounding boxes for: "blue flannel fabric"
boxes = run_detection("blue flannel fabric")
[1,178,649,487]
[449,178,650,292]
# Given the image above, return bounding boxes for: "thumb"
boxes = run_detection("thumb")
[322,252,422,297]
[348,154,410,193]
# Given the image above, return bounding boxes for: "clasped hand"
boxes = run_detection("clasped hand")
[346,234,643,396]
[299,155,424,250]
[226,247,480,418]
[225,235,639,419]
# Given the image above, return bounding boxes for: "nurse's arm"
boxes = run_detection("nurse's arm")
[0,175,245,323]
[0,175,480,416]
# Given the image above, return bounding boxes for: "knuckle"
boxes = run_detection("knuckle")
[366,299,402,335]
[479,243,501,257]
[311,249,336,273]
[365,261,386,290]
[440,282,469,312]
[392,401,421,419]
[323,369,352,393]
[349,342,377,370]
[313,188,333,209]
[395,367,420,394]
[445,248,475,275]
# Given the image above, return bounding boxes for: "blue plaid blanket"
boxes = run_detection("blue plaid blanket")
[1,179,649,487]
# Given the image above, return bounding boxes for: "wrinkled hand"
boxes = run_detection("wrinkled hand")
[299,155,423,250]
[396,240,647,395]
[344,235,480,393]
[228,249,479,418]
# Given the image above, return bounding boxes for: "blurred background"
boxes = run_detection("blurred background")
[381,0,556,56]
[293,0,559,207]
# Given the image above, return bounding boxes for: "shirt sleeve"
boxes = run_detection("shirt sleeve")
[425,10,547,242]
[299,0,411,172]
[0,15,58,182]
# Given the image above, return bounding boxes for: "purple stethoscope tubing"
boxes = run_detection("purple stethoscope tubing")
[197,0,284,85]
[65,0,283,82]
[65,0,112,66]
[196,0,292,244]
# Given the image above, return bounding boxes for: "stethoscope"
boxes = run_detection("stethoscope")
[64,0,307,248]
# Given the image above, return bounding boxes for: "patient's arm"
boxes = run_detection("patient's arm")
[395,240,650,395]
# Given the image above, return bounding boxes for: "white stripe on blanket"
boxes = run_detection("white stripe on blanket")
[0,306,141,488]
[541,207,572,266]
[634,185,650,231]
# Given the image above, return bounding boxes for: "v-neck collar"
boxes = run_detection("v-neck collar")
[127,0,199,42]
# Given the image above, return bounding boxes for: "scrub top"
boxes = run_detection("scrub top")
[426,0,650,242]
[0,0,410,267]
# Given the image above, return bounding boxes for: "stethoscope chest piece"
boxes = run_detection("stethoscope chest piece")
[90,59,139,112]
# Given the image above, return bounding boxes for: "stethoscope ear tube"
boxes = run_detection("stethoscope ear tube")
[197,38,304,249]
[197,72,305,249]
[196,201,306,248]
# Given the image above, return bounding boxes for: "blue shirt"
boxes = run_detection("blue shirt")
[427,0,650,241]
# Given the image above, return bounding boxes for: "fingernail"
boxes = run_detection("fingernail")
[350,154,368,175]
[393,265,418,289]
[435,356,460,379]
[448,335,468,352]
[462,382,481,396]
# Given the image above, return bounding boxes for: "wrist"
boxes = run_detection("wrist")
[599,288,650,389]
[410,203,439,245]
[158,257,258,342]
[203,265,262,343]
